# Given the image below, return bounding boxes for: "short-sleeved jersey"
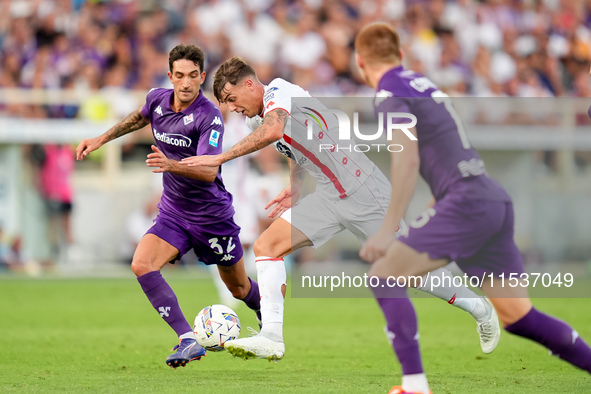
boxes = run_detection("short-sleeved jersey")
[376,66,511,202]
[141,88,234,224]
[246,78,377,200]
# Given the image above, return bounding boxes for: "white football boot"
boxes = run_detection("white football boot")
[476,297,501,354]
[225,333,285,362]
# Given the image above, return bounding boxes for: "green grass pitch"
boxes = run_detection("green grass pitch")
[1,270,590,393]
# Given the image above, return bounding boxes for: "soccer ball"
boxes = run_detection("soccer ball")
[193,304,241,351]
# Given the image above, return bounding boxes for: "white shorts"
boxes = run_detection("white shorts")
[281,167,402,247]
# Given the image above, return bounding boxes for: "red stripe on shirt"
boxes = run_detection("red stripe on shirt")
[283,135,347,199]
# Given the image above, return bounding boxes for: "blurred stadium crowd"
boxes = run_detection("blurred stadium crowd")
[1,0,591,118]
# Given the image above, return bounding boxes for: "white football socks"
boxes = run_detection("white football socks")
[402,373,430,394]
[418,267,484,320]
[256,256,286,342]
[179,331,195,341]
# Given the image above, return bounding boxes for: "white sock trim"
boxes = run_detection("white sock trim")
[179,331,195,340]
[419,267,481,314]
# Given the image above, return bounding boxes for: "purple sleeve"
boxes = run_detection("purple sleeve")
[141,88,159,121]
[196,110,224,156]
[376,96,413,126]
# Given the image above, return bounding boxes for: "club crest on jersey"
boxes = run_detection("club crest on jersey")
[155,106,163,116]
[210,116,222,126]
[183,113,194,125]
[209,130,220,147]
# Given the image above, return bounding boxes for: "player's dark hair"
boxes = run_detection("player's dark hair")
[169,44,205,73]
[213,57,257,102]
[355,22,401,64]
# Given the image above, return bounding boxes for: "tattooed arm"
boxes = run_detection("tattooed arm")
[222,109,288,162]
[76,108,149,160]
[181,109,289,167]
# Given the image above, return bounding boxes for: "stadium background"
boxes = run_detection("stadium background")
[1,0,591,276]
[1,1,591,393]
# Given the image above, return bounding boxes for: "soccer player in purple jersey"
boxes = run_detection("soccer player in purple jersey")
[355,23,591,394]
[75,44,261,369]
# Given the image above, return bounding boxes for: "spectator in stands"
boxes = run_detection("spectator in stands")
[2,0,591,100]
[279,8,326,89]
[39,144,75,264]
[227,5,283,83]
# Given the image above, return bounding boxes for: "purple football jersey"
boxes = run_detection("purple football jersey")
[376,66,510,202]
[141,88,234,224]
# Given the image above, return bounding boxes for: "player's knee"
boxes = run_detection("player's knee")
[252,239,266,257]
[253,234,284,258]
[131,258,152,277]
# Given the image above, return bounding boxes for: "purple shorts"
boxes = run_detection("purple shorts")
[146,211,243,266]
[399,196,523,278]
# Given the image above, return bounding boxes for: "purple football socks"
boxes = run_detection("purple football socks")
[241,277,261,312]
[505,307,591,373]
[373,279,424,375]
[137,271,192,336]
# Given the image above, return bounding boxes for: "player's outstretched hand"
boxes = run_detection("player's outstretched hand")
[265,186,301,219]
[180,154,223,167]
[359,230,396,263]
[75,136,106,161]
[146,145,173,173]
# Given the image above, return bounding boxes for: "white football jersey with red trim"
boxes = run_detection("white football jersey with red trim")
[247,78,376,200]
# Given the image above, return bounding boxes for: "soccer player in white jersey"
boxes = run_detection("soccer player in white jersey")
[209,105,260,308]
[181,57,500,361]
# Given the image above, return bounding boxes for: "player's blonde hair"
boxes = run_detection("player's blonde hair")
[213,57,257,103]
[355,22,401,64]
